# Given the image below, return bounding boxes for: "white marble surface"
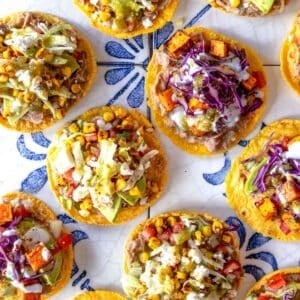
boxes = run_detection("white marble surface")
[0,0,300,299]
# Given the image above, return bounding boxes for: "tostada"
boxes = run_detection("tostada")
[73,290,126,299]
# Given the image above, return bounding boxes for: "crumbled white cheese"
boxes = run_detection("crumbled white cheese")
[142,18,153,28]
[41,247,51,261]
[286,141,300,159]
[191,265,209,281]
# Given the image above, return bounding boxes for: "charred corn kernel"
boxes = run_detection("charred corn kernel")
[222,233,232,243]
[17,92,25,100]
[148,295,159,300]
[58,96,67,106]
[121,117,133,129]
[0,74,8,82]
[167,216,176,226]
[139,251,149,263]
[57,176,65,185]
[174,280,181,290]
[71,83,81,94]
[43,104,50,110]
[3,49,10,59]
[98,130,109,140]
[176,271,186,280]
[44,53,54,63]
[103,111,115,122]
[13,89,18,97]
[161,266,172,276]
[155,217,164,228]
[83,122,96,133]
[87,4,96,12]
[156,226,163,234]
[76,135,86,146]
[205,252,213,259]
[202,225,212,237]
[148,237,161,249]
[35,48,46,59]
[0,36,3,43]
[114,106,127,119]
[194,230,202,241]
[129,186,141,197]
[5,33,12,39]
[69,123,79,133]
[24,93,35,103]
[5,64,14,72]
[99,11,111,22]
[53,79,61,88]
[185,263,195,273]
[56,109,63,119]
[80,199,92,211]
[152,183,159,193]
[62,67,72,78]
[229,0,240,7]
[116,178,126,192]
[212,220,223,233]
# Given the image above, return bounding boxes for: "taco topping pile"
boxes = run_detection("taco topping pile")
[246,271,300,300]
[0,12,91,127]
[0,198,72,298]
[76,0,169,32]
[209,0,285,17]
[48,107,162,223]
[152,30,265,152]
[122,213,242,299]
[240,136,300,235]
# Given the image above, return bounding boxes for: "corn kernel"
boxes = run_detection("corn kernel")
[56,109,63,119]
[114,106,127,119]
[103,111,115,122]
[121,116,134,129]
[57,176,65,185]
[212,220,223,234]
[182,248,188,256]
[155,217,164,228]
[44,53,54,63]
[101,0,110,5]
[116,178,126,192]
[184,263,195,273]
[229,0,240,8]
[222,233,232,243]
[17,92,24,100]
[24,93,35,103]
[156,226,163,234]
[8,71,14,77]
[148,295,159,300]
[80,199,92,211]
[0,74,8,82]
[83,122,96,133]
[71,83,81,94]
[5,33,12,39]
[194,230,202,241]
[0,36,3,43]
[138,286,147,294]
[58,96,67,107]
[35,48,46,59]
[3,49,11,59]
[5,64,14,72]
[129,186,141,197]
[148,237,161,249]
[87,4,96,12]
[167,216,176,226]
[0,65,6,73]
[174,280,181,290]
[202,225,212,237]
[69,123,79,133]
[53,79,61,88]
[76,136,86,146]
[99,11,111,22]
[139,251,149,263]
[62,67,72,78]
[13,89,18,97]
[176,272,187,280]
[152,183,159,193]
[161,266,172,276]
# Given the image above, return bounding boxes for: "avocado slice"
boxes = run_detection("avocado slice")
[42,253,63,286]
[173,229,191,245]
[16,218,35,235]
[244,158,268,194]
[251,0,275,14]
[136,176,146,194]
[98,196,122,223]
[118,192,139,206]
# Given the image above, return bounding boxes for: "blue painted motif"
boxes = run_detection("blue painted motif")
[17,135,46,161]
[153,22,174,49]
[58,213,77,224]
[225,216,246,249]
[244,265,266,281]
[71,261,80,278]
[20,166,48,193]
[128,77,145,108]
[80,279,94,291]
[105,41,135,59]
[31,132,51,148]
[202,154,231,185]
[246,233,272,251]
[105,66,134,85]
[184,5,212,28]
[239,122,267,147]
[133,35,144,49]
[246,252,278,270]
[71,230,89,246]
[72,270,87,287]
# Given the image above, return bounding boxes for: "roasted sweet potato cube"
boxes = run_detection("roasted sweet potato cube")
[258,197,277,220]
[158,88,176,112]
[209,40,228,58]
[242,75,257,90]
[24,293,41,300]
[281,181,300,202]
[25,244,51,272]
[188,98,209,111]
[0,204,13,225]
[252,71,266,88]
[166,31,191,57]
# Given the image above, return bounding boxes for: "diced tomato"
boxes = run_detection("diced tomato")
[22,278,40,286]
[257,295,272,300]
[25,245,52,272]
[159,228,173,241]
[282,136,290,150]
[252,71,266,88]
[222,260,241,275]
[172,222,185,233]
[242,75,257,91]
[141,225,157,241]
[58,233,73,250]
[85,133,98,142]
[24,293,41,300]
[14,205,30,218]
[279,220,291,235]
[268,273,286,290]
[63,168,75,182]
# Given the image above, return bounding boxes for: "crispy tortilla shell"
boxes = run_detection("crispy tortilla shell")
[226,119,300,241]
[146,26,267,156]
[73,290,126,300]
[0,12,97,132]
[47,106,167,226]
[0,192,73,300]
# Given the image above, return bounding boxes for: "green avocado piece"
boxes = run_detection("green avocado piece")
[118,192,139,206]
[251,0,275,13]
[136,176,146,194]
[17,218,35,235]
[173,229,191,245]
[244,158,268,194]
[42,253,63,286]
[98,197,122,223]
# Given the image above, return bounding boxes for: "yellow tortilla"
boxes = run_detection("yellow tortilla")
[226,119,300,241]
[47,106,167,226]
[209,0,289,17]
[246,267,300,297]
[146,27,267,156]
[0,12,97,132]
[123,211,242,299]
[0,192,73,300]
[73,0,178,39]
[280,11,300,97]
[73,290,126,300]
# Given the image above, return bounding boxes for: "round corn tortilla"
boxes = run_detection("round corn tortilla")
[0,192,73,300]
[73,0,178,39]
[209,0,289,17]
[0,12,97,132]
[47,106,167,226]
[73,290,126,300]
[225,119,300,241]
[246,267,300,297]
[146,27,267,156]
[123,211,242,299]
[280,11,300,97]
